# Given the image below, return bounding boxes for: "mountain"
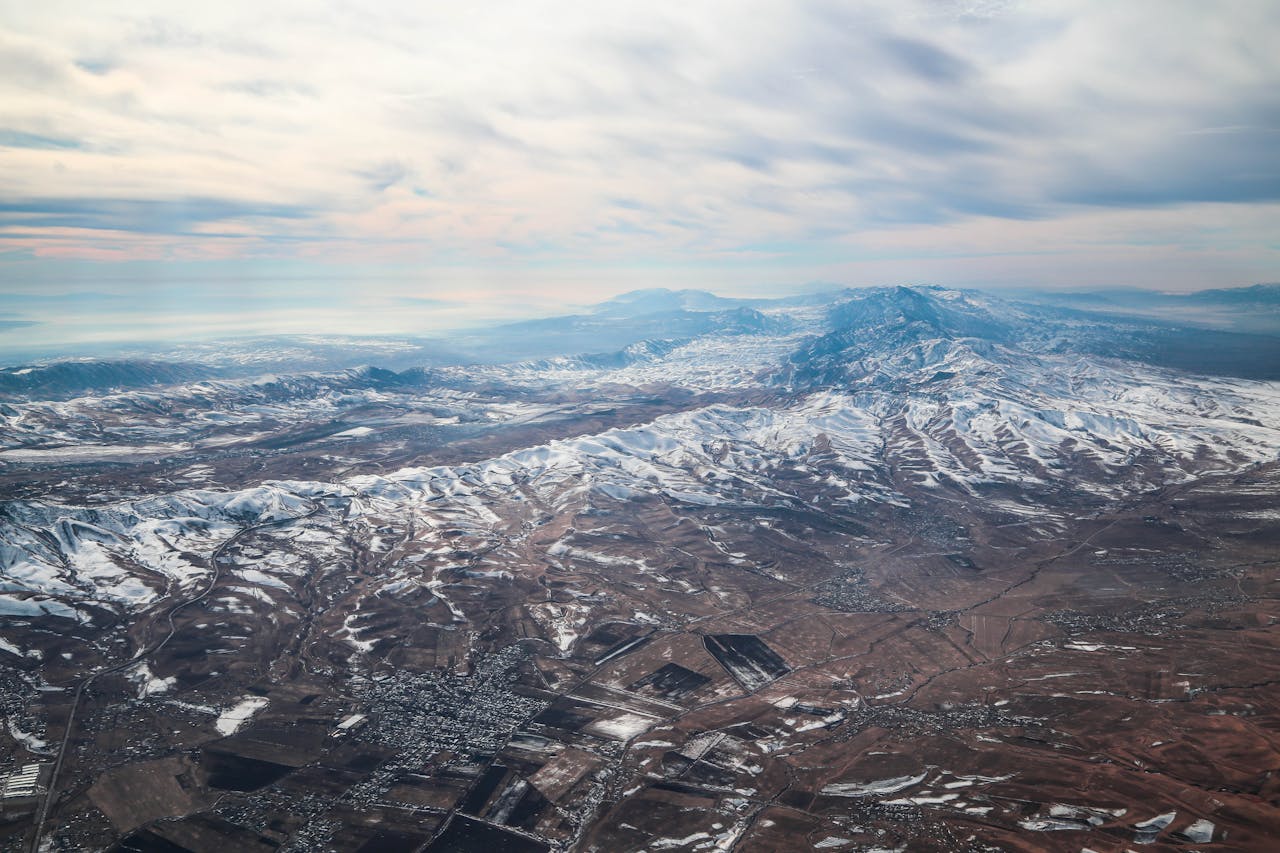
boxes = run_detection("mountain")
[0,359,220,401]
[7,286,1278,614]
[794,285,1280,381]
[1183,282,1280,305]
[3,285,1279,852]
[1010,282,1280,336]
[590,288,755,317]
[454,305,792,363]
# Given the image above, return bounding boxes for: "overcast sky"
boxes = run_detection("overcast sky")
[1,0,1278,348]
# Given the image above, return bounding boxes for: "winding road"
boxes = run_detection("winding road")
[26,500,320,853]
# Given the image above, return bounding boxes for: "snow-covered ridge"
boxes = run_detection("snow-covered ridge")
[0,486,313,615]
[3,338,1277,614]
[3,287,1279,614]
[346,353,1280,517]
[0,366,466,451]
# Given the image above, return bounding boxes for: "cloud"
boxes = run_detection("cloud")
[0,197,312,235]
[877,35,974,84]
[355,160,414,193]
[0,0,1275,316]
[0,130,81,150]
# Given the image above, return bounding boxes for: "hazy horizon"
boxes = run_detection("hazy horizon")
[2,279,1279,367]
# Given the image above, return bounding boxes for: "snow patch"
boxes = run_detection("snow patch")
[215,696,268,736]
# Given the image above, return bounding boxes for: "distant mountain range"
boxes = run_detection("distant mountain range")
[4,283,1278,402]
[1005,282,1280,334]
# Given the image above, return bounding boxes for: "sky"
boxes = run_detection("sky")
[1,0,1278,351]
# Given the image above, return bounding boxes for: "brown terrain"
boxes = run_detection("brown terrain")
[3,449,1277,852]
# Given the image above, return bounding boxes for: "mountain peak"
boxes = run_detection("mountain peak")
[826,286,1008,337]
[592,288,746,317]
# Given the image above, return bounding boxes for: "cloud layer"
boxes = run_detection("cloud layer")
[1,0,1278,342]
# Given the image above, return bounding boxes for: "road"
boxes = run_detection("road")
[26,501,320,853]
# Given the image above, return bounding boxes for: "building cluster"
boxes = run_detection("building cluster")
[360,647,548,758]
[812,568,912,613]
[0,763,45,800]
[239,647,551,852]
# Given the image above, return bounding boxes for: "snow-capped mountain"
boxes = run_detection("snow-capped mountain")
[4,285,1280,853]
[3,286,1277,614]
